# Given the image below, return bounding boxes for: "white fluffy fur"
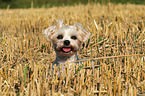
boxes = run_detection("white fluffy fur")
[43,20,91,70]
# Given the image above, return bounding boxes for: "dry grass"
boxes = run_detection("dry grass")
[0,3,145,96]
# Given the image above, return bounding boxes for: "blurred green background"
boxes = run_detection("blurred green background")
[0,0,145,9]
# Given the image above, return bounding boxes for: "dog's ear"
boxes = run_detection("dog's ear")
[74,23,91,43]
[43,26,56,41]
[43,20,63,41]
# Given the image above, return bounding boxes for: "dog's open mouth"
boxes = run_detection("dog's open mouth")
[61,47,73,53]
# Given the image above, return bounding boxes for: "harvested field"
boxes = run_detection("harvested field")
[0,3,145,96]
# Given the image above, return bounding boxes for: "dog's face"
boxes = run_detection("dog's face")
[43,20,91,57]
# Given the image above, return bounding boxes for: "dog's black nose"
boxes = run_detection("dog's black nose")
[64,40,70,46]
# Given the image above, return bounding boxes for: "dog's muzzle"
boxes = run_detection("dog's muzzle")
[61,40,72,53]
[64,40,70,46]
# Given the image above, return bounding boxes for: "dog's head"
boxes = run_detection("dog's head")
[43,20,91,56]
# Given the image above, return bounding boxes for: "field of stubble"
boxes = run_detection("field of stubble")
[0,3,145,96]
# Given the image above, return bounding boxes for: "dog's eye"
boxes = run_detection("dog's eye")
[71,36,77,40]
[57,35,63,39]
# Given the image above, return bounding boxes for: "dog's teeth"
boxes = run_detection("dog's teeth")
[63,48,71,52]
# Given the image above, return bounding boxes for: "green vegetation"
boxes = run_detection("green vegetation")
[0,0,145,9]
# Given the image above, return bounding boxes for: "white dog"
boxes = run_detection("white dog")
[43,20,91,72]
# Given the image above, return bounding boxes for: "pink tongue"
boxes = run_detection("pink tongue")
[63,48,71,52]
